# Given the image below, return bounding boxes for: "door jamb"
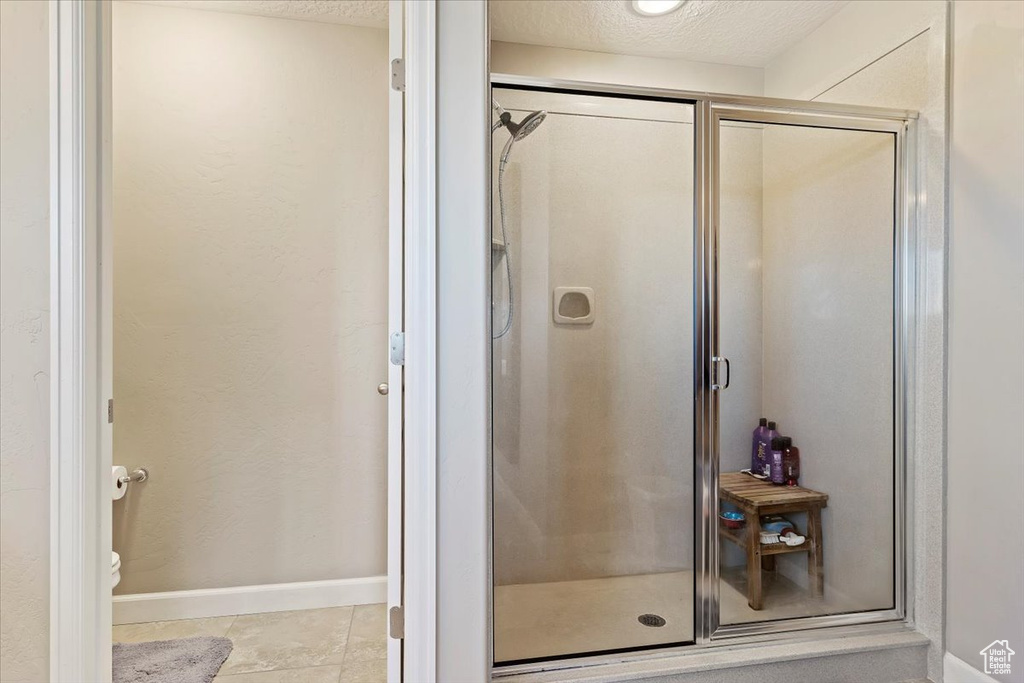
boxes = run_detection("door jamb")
[401,0,438,679]
[386,2,405,682]
[49,1,112,680]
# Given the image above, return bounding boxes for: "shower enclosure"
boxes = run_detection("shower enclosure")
[490,79,914,667]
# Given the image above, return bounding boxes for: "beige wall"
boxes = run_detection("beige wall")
[491,40,763,95]
[0,1,51,680]
[112,2,388,593]
[947,1,1024,679]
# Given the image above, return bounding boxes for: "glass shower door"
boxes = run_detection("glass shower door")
[713,109,903,629]
[490,88,696,663]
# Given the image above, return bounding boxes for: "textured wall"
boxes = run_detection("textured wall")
[947,1,1024,678]
[112,2,388,593]
[0,1,50,680]
[763,0,944,101]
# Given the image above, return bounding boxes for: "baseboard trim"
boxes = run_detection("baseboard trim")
[113,575,386,625]
[944,652,998,683]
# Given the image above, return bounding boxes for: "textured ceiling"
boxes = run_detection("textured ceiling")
[133,0,849,68]
[132,0,389,29]
[489,0,850,67]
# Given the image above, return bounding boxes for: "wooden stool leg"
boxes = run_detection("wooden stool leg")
[746,511,763,610]
[807,506,824,598]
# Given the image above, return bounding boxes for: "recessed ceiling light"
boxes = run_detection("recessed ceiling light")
[631,0,685,16]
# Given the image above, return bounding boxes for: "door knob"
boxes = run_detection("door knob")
[377,383,389,395]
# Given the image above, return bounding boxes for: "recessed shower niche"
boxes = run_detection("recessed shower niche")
[553,287,594,324]
[490,83,912,666]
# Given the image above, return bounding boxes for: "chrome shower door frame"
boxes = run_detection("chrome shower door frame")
[703,105,913,642]
[489,73,918,666]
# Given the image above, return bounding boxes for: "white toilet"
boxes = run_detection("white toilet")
[112,551,121,589]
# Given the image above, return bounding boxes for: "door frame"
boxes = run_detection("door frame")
[48,1,437,681]
[50,1,112,679]
[399,0,438,680]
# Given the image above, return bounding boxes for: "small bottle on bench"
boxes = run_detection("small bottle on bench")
[783,440,801,487]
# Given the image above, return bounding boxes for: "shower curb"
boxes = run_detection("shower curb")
[494,626,930,683]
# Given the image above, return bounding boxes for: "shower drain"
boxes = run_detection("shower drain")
[637,613,666,628]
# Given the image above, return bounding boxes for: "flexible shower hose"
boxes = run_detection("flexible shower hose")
[494,136,516,339]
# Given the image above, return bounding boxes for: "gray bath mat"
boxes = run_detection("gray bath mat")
[113,636,232,683]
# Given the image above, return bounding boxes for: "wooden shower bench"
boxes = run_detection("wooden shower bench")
[718,471,828,611]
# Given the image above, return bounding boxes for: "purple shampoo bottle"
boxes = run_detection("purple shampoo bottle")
[770,436,789,485]
[751,418,768,472]
[760,421,779,477]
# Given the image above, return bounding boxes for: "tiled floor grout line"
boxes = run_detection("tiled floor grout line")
[223,614,239,638]
[341,605,357,665]
[218,662,343,678]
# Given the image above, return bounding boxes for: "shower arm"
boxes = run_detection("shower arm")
[492,98,513,133]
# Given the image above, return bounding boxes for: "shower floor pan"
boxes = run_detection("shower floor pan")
[494,570,859,662]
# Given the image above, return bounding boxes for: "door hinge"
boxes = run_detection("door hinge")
[390,58,405,92]
[390,332,405,366]
[389,605,404,639]
[107,398,114,424]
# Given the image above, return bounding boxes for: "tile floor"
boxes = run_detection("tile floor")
[112,604,387,682]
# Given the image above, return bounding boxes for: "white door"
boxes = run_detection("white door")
[386,2,405,681]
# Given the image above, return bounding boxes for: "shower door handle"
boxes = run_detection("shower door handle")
[712,356,730,391]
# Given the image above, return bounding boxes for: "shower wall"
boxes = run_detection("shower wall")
[717,124,765,475]
[492,92,764,587]
[759,125,896,611]
[492,94,693,586]
[756,25,941,612]
[112,2,388,594]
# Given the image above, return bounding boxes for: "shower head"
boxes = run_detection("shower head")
[492,100,547,141]
[505,110,547,141]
